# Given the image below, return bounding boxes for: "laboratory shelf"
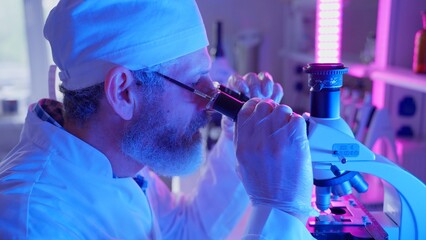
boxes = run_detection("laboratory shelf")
[370,67,426,93]
[285,55,426,93]
[345,62,426,93]
[345,62,372,78]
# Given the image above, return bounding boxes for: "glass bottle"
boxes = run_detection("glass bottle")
[413,11,426,74]
[209,21,234,85]
[209,21,224,58]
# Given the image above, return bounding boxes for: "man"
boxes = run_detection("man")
[0,0,314,239]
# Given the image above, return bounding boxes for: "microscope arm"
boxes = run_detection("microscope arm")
[307,116,426,240]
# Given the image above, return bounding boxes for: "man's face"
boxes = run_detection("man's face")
[121,48,214,176]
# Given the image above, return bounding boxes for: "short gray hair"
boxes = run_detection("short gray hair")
[60,67,165,123]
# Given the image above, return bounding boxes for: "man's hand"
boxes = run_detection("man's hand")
[234,99,313,223]
[221,72,283,139]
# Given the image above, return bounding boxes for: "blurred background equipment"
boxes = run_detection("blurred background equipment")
[234,29,261,75]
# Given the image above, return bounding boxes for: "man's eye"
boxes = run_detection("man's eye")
[191,81,200,88]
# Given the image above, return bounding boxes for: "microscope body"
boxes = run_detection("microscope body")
[306,114,426,239]
[303,63,426,239]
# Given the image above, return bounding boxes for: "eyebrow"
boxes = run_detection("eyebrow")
[155,72,212,100]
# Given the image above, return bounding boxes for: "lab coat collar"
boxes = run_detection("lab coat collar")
[22,102,114,178]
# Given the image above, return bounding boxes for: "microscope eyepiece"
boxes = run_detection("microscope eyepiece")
[303,63,348,119]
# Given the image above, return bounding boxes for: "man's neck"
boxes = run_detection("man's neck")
[64,118,145,178]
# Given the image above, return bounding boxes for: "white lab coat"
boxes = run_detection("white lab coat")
[0,104,314,239]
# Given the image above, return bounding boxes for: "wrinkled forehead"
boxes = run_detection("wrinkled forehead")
[161,48,211,76]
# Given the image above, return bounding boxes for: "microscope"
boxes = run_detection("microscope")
[184,61,425,239]
[302,63,426,240]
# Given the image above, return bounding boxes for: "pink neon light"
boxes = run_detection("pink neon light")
[318,27,340,34]
[317,50,340,57]
[318,11,341,19]
[371,0,392,109]
[315,0,342,63]
[319,3,340,11]
[318,35,339,41]
[318,44,340,50]
[318,19,339,27]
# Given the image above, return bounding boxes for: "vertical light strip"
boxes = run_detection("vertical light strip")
[315,0,342,63]
[371,0,392,109]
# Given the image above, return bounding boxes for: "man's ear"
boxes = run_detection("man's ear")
[104,66,136,120]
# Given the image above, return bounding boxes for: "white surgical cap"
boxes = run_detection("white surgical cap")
[44,0,209,90]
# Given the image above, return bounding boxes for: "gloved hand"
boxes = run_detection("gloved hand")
[234,99,313,223]
[221,72,283,140]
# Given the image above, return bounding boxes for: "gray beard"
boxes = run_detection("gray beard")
[121,107,208,176]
